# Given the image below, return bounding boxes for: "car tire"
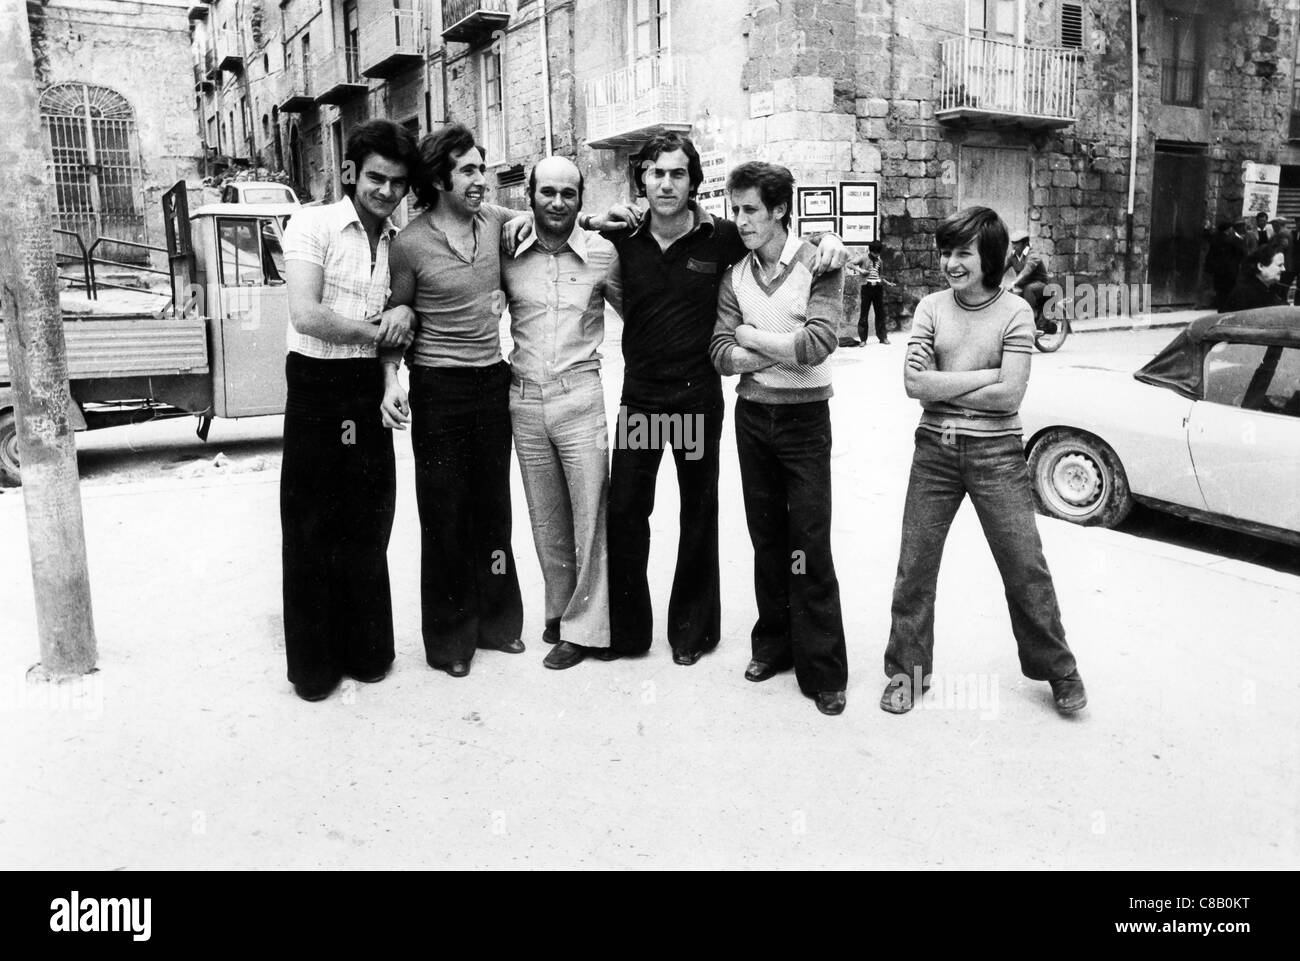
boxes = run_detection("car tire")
[0,410,19,487]
[1027,428,1133,528]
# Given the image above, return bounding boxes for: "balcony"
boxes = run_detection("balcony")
[315,46,369,104]
[279,59,315,113]
[362,8,425,79]
[935,37,1078,129]
[584,55,691,150]
[215,27,244,74]
[442,0,510,46]
[193,58,214,92]
[186,3,209,19]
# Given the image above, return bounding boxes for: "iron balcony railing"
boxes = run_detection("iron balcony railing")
[936,36,1078,123]
[442,0,510,42]
[280,57,315,110]
[584,54,690,145]
[315,45,368,102]
[1160,59,1202,107]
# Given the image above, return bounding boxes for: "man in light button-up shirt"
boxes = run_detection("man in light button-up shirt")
[501,156,623,670]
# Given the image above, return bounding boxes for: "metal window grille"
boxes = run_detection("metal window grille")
[1161,59,1202,107]
[40,82,147,265]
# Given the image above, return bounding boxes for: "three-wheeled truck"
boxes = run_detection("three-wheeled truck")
[0,185,291,486]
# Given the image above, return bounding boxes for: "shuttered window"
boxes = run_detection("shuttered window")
[1060,1,1084,49]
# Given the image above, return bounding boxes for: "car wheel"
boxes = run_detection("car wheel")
[1027,428,1133,528]
[0,411,20,487]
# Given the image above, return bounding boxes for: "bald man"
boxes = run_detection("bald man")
[501,157,625,669]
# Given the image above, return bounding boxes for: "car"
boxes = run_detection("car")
[1020,306,1300,546]
[220,181,300,206]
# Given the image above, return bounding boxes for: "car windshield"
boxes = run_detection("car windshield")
[240,187,295,204]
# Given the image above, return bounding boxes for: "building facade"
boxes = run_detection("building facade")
[27,0,202,265]
[187,0,1300,316]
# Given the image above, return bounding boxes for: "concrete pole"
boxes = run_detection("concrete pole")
[0,0,97,676]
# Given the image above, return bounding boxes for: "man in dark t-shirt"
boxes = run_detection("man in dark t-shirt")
[580,133,845,663]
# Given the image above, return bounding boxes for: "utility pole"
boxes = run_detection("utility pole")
[0,0,97,676]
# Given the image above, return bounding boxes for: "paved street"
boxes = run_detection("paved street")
[2,320,1297,869]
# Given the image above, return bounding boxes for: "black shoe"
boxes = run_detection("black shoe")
[879,674,929,714]
[542,618,561,645]
[440,660,470,678]
[590,648,624,661]
[673,649,705,666]
[744,659,784,682]
[815,690,847,715]
[293,680,337,702]
[543,641,587,670]
[1049,670,1087,714]
[351,665,390,684]
[879,337,890,345]
[480,637,525,654]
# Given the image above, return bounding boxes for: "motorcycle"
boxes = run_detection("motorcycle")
[1005,281,1070,353]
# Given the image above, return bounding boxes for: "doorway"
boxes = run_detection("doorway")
[1149,143,1207,307]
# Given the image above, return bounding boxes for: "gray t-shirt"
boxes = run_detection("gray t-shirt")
[388,203,514,368]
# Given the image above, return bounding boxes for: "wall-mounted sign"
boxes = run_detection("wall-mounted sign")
[839,181,878,216]
[750,90,775,119]
[797,186,836,218]
[1243,161,1281,219]
[697,150,729,219]
[840,215,878,244]
[797,217,838,238]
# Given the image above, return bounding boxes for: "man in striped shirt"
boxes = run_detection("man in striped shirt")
[710,162,849,716]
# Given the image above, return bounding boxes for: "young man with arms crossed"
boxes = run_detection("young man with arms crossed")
[882,206,1086,716]
[381,124,524,678]
[583,133,847,664]
[501,156,625,670]
[280,119,418,702]
[710,162,849,716]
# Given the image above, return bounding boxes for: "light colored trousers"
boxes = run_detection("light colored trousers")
[509,369,611,648]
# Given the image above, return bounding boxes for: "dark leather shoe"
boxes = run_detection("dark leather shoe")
[351,665,390,684]
[744,659,783,682]
[293,680,337,702]
[879,337,891,345]
[480,637,525,654]
[815,690,847,715]
[1049,670,1087,714]
[880,674,929,714]
[543,641,587,670]
[542,618,561,645]
[589,648,624,661]
[442,660,470,678]
[673,649,705,666]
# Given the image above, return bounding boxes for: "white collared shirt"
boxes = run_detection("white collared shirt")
[281,196,397,359]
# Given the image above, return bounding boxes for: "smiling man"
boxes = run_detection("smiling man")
[280,119,418,702]
[581,133,848,665]
[501,156,624,670]
[709,162,849,715]
[382,123,524,678]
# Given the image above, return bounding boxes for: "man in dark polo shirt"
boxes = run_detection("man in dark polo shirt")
[581,133,846,663]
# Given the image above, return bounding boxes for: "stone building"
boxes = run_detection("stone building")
[26,0,202,265]
[185,0,1300,317]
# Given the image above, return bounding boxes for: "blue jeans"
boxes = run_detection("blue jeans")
[509,370,610,648]
[736,398,848,694]
[885,428,1077,683]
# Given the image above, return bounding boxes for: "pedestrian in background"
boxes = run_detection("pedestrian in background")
[1222,245,1286,313]
[848,240,892,345]
[1204,221,1246,311]
[1269,217,1295,302]
[881,205,1086,718]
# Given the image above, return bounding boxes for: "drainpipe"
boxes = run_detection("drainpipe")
[1125,0,1138,291]
[539,0,553,155]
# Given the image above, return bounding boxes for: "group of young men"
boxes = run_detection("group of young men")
[279,117,1083,718]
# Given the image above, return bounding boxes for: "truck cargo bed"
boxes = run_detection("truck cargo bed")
[0,314,209,382]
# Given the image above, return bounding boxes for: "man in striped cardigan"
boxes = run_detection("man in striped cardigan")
[710,162,849,716]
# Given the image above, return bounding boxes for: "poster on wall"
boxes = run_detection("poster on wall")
[838,181,878,216]
[797,186,836,218]
[1242,161,1280,220]
[698,150,729,219]
[797,217,838,238]
[840,215,878,244]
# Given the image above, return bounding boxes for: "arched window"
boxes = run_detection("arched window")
[39,83,146,262]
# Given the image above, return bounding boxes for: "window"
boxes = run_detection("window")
[218,218,263,286]
[1059,1,1083,49]
[1160,11,1203,107]
[968,0,1017,41]
[481,48,504,164]
[632,0,669,61]
[1203,342,1300,417]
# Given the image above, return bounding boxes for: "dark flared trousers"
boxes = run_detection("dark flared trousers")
[736,398,848,694]
[608,387,723,657]
[858,282,889,342]
[884,429,1077,683]
[409,361,524,667]
[280,352,396,696]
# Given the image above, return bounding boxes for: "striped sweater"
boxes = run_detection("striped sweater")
[710,233,843,405]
